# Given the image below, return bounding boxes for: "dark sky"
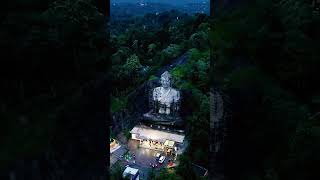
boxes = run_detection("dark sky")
[111,0,210,6]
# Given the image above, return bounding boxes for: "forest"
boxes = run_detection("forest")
[212,0,320,179]
[110,8,211,179]
[0,0,319,179]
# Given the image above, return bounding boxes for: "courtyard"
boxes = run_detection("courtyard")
[110,139,177,179]
[127,139,174,168]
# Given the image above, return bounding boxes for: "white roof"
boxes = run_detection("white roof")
[164,140,175,147]
[123,167,139,177]
[130,126,185,143]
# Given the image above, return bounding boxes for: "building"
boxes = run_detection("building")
[123,166,139,180]
[110,138,121,154]
[130,125,185,156]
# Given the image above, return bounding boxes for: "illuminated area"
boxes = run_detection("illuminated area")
[130,125,185,156]
[110,138,121,153]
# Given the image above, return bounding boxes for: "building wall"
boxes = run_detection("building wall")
[131,133,139,140]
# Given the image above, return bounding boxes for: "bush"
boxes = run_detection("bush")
[189,31,209,50]
[111,96,128,113]
[124,129,131,141]
[162,44,182,59]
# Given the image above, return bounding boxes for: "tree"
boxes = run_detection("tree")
[162,44,182,59]
[189,31,209,50]
[110,163,125,180]
[154,169,183,180]
[113,53,143,89]
[176,154,197,179]
[117,34,129,46]
[111,47,131,65]
[210,0,320,179]
[122,54,142,77]
[148,169,156,179]
[148,43,157,54]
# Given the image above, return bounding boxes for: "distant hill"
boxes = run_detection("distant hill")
[110,1,209,18]
[111,0,210,6]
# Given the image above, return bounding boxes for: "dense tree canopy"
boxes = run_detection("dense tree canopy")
[211,0,320,179]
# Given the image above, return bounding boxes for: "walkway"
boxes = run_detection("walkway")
[110,144,128,167]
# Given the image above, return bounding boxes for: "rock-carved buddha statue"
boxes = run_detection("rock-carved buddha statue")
[153,71,180,115]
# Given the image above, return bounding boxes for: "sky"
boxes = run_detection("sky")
[111,0,210,6]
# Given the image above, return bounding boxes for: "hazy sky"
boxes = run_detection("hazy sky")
[111,0,210,6]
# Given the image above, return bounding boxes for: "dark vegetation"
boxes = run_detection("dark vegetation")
[211,0,320,179]
[110,10,210,108]
[1,0,108,178]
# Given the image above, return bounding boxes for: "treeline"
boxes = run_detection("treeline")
[211,0,320,179]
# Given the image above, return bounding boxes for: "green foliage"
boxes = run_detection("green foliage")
[197,22,210,32]
[110,127,115,139]
[153,168,183,180]
[110,10,210,98]
[111,47,131,65]
[171,66,187,87]
[123,54,142,74]
[117,34,129,46]
[124,129,131,141]
[148,169,156,179]
[189,48,210,61]
[148,43,157,54]
[176,154,197,179]
[111,96,128,113]
[115,54,143,87]
[189,31,209,50]
[162,44,182,59]
[148,75,158,81]
[171,48,209,91]
[110,163,125,180]
[170,48,210,168]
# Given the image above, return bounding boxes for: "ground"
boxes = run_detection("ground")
[127,139,174,168]
[110,139,175,179]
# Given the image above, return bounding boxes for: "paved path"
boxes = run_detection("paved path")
[156,52,189,77]
[110,144,128,167]
[110,144,121,154]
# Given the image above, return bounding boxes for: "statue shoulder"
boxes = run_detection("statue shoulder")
[172,88,181,99]
[153,87,162,93]
[171,88,180,94]
[153,87,162,91]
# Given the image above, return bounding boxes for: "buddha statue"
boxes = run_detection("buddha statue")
[153,71,180,115]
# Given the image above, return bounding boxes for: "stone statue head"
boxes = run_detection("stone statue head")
[160,71,171,88]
